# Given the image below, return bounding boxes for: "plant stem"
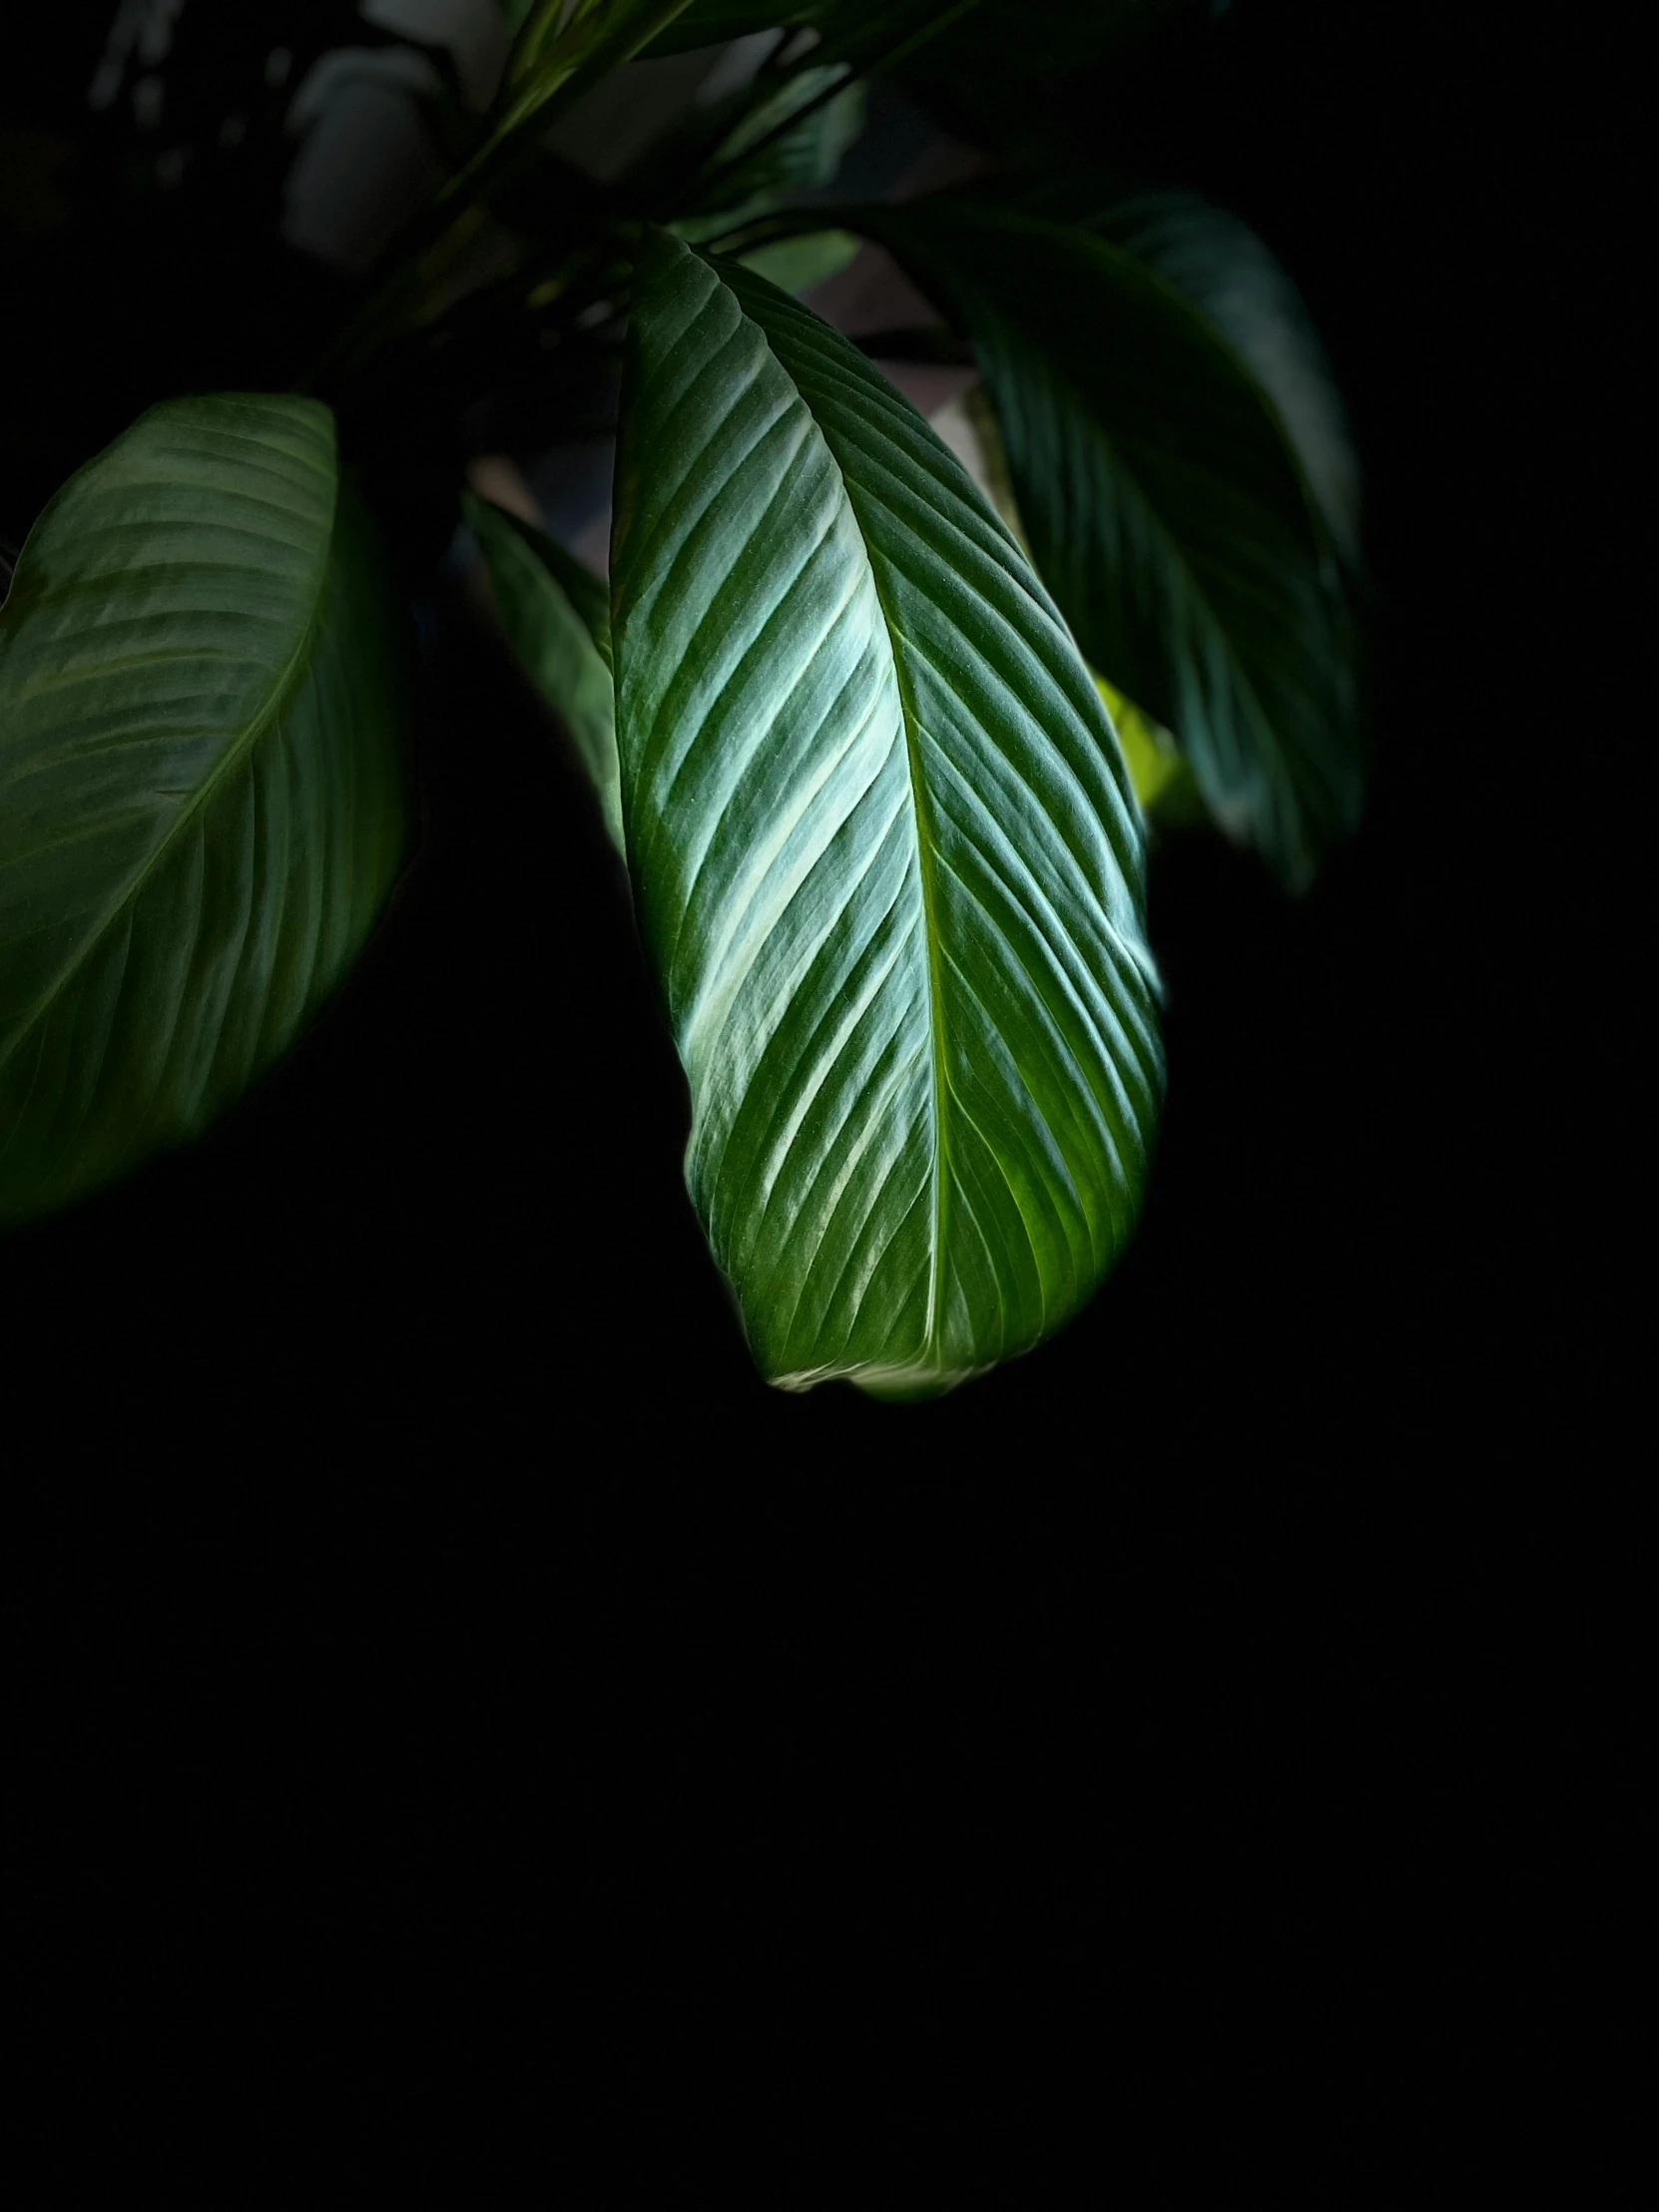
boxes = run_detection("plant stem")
[654,1,984,227]
[299,0,697,400]
[667,65,855,222]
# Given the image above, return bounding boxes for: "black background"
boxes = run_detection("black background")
[4,4,1643,2197]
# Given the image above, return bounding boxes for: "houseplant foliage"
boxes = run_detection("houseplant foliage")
[0,0,1361,1396]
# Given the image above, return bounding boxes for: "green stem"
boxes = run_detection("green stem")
[505,0,574,91]
[642,1,984,227]
[300,0,697,399]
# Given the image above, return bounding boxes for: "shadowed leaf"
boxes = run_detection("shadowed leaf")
[464,488,624,853]
[0,394,412,1227]
[863,195,1361,889]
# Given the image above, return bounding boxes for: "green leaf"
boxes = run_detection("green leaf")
[463,490,625,854]
[944,382,1208,834]
[1082,191,1361,571]
[503,0,633,93]
[0,394,411,1229]
[955,384,1206,831]
[862,197,1360,890]
[957,176,1361,565]
[612,229,1162,1394]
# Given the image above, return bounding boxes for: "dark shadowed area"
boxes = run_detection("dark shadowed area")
[3,3,1640,2197]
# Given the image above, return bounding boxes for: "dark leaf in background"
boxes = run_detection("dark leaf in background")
[961,170,1362,566]
[889,0,1205,156]
[864,194,1360,888]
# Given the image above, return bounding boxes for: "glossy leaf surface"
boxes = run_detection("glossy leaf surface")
[612,229,1162,1392]
[465,491,624,853]
[864,197,1360,889]
[0,395,410,1227]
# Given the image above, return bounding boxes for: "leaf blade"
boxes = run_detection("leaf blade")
[958,175,1362,566]
[0,394,411,1227]
[612,230,1161,1391]
[862,197,1361,889]
[464,490,625,853]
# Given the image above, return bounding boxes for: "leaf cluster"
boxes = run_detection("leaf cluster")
[0,0,1363,1395]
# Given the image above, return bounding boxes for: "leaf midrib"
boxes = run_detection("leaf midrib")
[727,286,955,1370]
[859,540,950,1362]
[0,476,340,1084]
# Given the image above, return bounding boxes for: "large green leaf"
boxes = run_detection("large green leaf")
[1090,192,1361,571]
[957,176,1361,565]
[612,228,1162,1394]
[463,490,625,853]
[861,198,1360,890]
[0,394,411,1229]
